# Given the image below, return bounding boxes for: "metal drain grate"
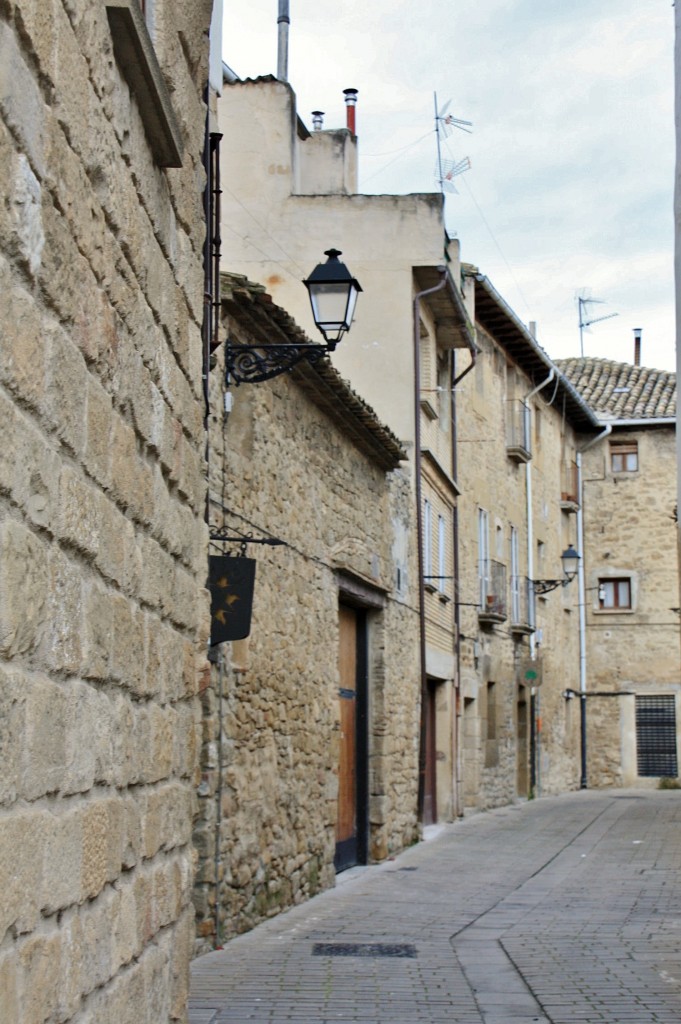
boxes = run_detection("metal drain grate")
[312,942,417,958]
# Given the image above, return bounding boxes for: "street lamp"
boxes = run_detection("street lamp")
[532,545,580,596]
[225,249,362,385]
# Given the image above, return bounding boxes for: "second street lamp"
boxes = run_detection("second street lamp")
[532,544,581,596]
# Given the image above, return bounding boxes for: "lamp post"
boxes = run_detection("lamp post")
[531,545,580,595]
[225,249,362,385]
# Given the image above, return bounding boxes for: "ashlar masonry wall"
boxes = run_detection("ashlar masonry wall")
[0,3,212,1022]
[193,289,421,950]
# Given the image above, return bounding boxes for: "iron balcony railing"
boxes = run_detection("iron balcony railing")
[510,575,535,633]
[505,400,531,462]
[479,559,507,620]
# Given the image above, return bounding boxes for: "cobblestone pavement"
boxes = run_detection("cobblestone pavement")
[189,790,681,1023]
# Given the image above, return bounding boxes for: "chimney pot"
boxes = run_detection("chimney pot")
[343,88,358,135]
[633,327,642,366]
[311,110,324,131]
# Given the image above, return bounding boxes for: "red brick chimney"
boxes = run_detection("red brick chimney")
[343,88,358,135]
[633,327,641,366]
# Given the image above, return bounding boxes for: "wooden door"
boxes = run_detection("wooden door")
[335,604,367,871]
[423,680,438,825]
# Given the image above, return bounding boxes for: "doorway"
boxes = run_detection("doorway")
[335,603,368,872]
[423,679,438,825]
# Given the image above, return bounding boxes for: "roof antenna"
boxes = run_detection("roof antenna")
[277,0,289,82]
[576,290,618,357]
[434,92,472,195]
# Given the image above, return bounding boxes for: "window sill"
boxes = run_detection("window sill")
[106,0,183,167]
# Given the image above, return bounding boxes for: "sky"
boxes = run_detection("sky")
[222,0,676,372]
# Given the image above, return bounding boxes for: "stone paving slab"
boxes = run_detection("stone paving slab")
[189,790,681,1023]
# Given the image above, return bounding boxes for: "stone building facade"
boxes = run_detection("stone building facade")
[558,357,679,788]
[193,275,420,951]
[0,2,214,1020]
[455,273,600,807]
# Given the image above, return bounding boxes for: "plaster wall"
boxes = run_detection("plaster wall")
[0,2,213,1021]
[218,77,449,445]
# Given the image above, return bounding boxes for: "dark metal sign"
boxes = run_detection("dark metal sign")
[209,556,256,645]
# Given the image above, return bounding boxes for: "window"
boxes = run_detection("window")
[599,578,631,610]
[437,514,446,594]
[610,441,638,473]
[423,499,432,582]
[437,353,450,427]
[478,508,490,604]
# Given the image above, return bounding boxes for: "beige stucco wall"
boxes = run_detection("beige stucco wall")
[0,3,212,1021]
[217,77,449,446]
[193,302,421,951]
[581,426,680,787]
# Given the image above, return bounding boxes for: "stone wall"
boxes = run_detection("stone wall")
[456,322,583,809]
[193,290,421,951]
[0,3,212,1021]
[582,426,680,786]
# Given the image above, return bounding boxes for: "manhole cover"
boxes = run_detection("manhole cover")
[312,943,417,958]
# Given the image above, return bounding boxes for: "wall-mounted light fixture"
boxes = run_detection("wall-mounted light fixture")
[225,249,362,384]
[532,545,580,595]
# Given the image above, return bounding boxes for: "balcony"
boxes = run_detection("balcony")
[560,460,579,512]
[506,400,531,463]
[510,575,535,636]
[478,559,507,625]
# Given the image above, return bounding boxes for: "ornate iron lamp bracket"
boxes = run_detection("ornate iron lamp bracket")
[224,340,331,385]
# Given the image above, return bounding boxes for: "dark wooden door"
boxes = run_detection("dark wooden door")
[423,680,437,825]
[335,604,367,871]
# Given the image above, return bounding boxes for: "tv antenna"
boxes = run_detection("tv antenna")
[434,92,472,195]
[576,291,618,357]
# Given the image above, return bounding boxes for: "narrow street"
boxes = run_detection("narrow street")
[190,790,681,1024]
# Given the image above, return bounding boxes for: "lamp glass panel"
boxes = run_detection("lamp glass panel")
[309,283,351,333]
[562,549,579,578]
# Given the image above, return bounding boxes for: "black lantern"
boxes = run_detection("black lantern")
[560,544,580,583]
[303,249,362,348]
[224,250,361,385]
[533,545,581,595]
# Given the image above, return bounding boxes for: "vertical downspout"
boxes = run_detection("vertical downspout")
[524,368,555,797]
[414,267,448,823]
[213,646,225,948]
[451,346,476,819]
[576,423,612,789]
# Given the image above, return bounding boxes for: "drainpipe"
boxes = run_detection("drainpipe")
[213,645,225,948]
[576,423,612,788]
[414,267,448,823]
[451,343,476,819]
[524,368,555,797]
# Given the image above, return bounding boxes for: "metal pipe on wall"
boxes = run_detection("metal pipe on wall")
[277,0,290,82]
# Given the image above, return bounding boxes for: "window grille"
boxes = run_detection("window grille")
[636,696,678,777]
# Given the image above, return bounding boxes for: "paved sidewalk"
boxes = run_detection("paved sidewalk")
[189,790,681,1023]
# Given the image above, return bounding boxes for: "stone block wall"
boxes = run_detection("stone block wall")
[0,2,213,1021]
[193,298,421,951]
[582,426,680,786]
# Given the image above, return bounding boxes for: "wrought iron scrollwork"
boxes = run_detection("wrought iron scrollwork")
[225,343,328,385]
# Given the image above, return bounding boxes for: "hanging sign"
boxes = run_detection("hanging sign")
[209,556,256,646]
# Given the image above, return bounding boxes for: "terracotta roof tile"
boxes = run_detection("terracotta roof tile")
[555,357,676,421]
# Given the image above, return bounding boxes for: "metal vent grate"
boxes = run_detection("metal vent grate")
[312,943,417,958]
[636,695,678,777]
